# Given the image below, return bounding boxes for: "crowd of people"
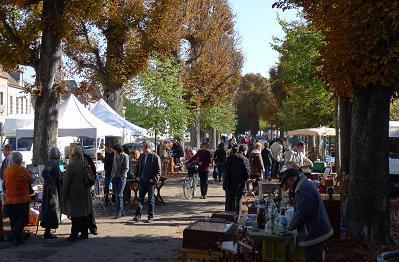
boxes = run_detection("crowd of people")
[0,140,162,245]
[0,135,332,260]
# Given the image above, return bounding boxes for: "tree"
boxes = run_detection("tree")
[201,101,237,135]
[271,18,335,131]
[64,0,183,114]
[181,0,243,147]
[274,0,399,244]
[124,56,190,145]
[0,0,101,164]
[236,74,278,135]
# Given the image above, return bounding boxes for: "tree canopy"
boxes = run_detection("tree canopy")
[236,73,278,135]
[64,0,183,113]
[271,18,335,131]
[124,56,190,138]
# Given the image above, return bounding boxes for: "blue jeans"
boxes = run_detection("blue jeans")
[264,166,272,180]
[135,182,156,219]
[216,163,224,182]
[112,177,126,216]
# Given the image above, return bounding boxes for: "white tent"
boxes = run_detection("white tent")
[3,114,34,137]
[16,95,122,138]
[288,127,336,137]
[91,99,147,137]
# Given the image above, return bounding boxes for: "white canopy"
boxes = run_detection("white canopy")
[16,95,122,138]
[90,99,147,137]
[3,114,34,137]
[288,127,336,137]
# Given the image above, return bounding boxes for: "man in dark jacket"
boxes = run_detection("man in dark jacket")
[84,153,98,235]
[282,169,333,262]
[134,142,161,223]
[261,142,273,181]
[223,146,250,217]
[103,144,114,203]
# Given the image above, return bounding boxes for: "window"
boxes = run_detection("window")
[26,99,28,114]
[9,96,13,114]
[16,98,19,114]
[0,92,3,105]
[21,98,24,114]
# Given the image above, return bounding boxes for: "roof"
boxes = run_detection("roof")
[16,94,123,138]
[91,99,147,136]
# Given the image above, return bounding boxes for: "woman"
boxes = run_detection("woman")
[249,142,265,179]
[62,146,92,241]
[214,142,226,182]
[3,152,33,245]
[111,144,129,219]
[40,148,62,239]
[188,142,211,199]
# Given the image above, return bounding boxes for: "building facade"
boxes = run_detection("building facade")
[0,69,34,124]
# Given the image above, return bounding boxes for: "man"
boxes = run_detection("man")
[103,144,114,203]
[292,141,313,175]
[261,142,273,181]
[84,153,98,235]
[223,146,250,218]
[172,140,184,165]
[0,144,13,191]
[282,169,333,262]
[270,138,283,178]
[0,144,12,239]
[134,142,161,223]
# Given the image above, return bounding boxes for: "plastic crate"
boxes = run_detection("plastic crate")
[262,240,286,262]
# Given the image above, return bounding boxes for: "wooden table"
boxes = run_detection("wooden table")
[127,177,168,208]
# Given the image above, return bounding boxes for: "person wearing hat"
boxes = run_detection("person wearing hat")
[281,169,333,262]
[188,142,211,199]
[41,148,62,239]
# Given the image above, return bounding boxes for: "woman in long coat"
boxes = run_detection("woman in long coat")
[40,148,62,239]
[62,146,92,241]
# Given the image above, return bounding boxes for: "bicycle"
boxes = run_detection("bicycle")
[183,164,200,199]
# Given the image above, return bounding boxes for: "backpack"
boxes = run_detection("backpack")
[82,157,96,187]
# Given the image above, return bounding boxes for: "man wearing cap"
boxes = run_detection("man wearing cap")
[281,169,333,262]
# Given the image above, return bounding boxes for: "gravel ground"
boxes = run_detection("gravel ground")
[0,176,226,262]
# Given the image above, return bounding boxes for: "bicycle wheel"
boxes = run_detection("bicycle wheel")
[183,175,195,199]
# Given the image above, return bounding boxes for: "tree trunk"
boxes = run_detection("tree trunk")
[190,109,201,148]
[32,0,65,165]
[338,96,352,177]
[334,96,340,174]
[348,86,392,245]
[104,87,123,145]
[209,127,217,151]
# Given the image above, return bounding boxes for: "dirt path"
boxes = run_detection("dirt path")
[0,177,226,262]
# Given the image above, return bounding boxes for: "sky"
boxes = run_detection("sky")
[229,0,299,77]
[24,1,299,83]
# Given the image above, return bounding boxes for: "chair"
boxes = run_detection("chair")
[92,173,107,215]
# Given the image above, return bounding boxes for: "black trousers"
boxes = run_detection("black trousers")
[7,203,29,241]
[199,171,209,197]
[305,242,324,262]
[87,213,97,231]
[71,216,88,238]
[225,190,243,218]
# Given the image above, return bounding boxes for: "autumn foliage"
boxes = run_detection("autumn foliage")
[273,0,399,97]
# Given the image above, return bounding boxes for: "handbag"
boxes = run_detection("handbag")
[82,157,96,187]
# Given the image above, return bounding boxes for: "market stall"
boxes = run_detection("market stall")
[16,95,122,138]
[90,99,147,141]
